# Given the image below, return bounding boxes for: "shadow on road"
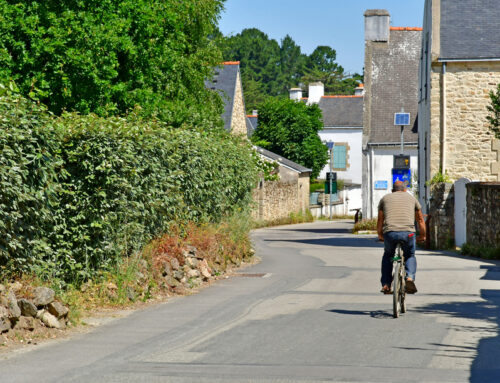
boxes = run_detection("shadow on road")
[265,236,382,248]
[326,309,392,319]
[275,228,354,234]
[413,264,500,382]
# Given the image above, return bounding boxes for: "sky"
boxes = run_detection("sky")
[218,0,425,75]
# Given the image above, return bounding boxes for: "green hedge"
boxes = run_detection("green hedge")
[0,88,258,281]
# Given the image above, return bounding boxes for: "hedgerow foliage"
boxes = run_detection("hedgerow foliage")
[0,87,258,282]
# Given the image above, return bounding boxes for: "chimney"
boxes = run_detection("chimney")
[354,83,365,96]
[307,82,324,105]
[364,9,390,42]
[289,88,303,101]
[252,110,258,116]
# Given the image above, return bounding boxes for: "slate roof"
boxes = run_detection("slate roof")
[205,62,240,132]
[318,96,363,127]
[367,28,421,144]
[246,115,258,137]
[255,146,312,174]
[440,0,500,60]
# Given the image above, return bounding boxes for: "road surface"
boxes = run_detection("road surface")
[1,220,499,382]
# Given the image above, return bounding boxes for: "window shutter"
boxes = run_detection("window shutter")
[333,145,346,169]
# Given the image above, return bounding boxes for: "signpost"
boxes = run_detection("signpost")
[392,109,411,189]
[326,142,334,220]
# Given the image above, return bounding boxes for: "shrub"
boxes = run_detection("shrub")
[0,89,259,282]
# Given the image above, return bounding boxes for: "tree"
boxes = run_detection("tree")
[0,0,224,128]
[487,83,500,139]
[251,97,328,179]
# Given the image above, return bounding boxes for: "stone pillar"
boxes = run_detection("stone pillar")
[428,183,455,249]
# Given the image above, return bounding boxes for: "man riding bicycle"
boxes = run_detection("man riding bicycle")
[377,181,426,294]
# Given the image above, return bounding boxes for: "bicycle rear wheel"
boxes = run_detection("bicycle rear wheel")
[393,261,401,318]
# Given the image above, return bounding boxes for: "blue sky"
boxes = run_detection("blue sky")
[218,0,425,75]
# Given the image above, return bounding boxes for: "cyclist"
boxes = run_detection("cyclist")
[377,181,426,294]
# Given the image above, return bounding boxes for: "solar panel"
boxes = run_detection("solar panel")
[394,113,410,126]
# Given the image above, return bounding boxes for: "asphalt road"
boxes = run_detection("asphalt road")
[1,220,499,382]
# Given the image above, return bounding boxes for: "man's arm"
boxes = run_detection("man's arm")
[415,209,426,243]
[377,209,384,241]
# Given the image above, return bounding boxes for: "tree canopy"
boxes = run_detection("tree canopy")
[0,0,225,128]
[251,97,328,179]
[221,28,363,111]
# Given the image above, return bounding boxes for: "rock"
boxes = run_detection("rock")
[185,257,198,268]
[39,311,61,329]
[173,270,184,281]
[47,302,69,319]
[187,269,200,279]
[162,261,172,277]
[0,334,6,344]
[107,282,118,290]
[170,257,180,271]
[126,287,136,302]
[0,307,11,332]
[33,287,55,307]
[9,281,23,293]
[15,316,34,331]
[198,259,212,280]
[0,284,6,294]
[164,276,180,288]
[7,291,21,319]
[17,299,38,318]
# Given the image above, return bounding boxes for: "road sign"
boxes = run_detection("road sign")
[325,181,337,195]
[326,141,334,150]
[393,154,410,169]
[326,172,337,181]
[392,168,411,189]
[394,113,410,126]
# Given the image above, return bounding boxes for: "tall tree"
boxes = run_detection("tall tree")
[0,0,225,128]
[251,97,328,179]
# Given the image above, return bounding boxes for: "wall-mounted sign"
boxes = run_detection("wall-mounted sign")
[393,154,410,169]
[374,180,388,190]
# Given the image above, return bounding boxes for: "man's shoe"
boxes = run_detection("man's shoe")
[406,279,417,294]
[380,285,392,294]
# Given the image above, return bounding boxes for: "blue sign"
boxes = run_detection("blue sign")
[392,168,412,188]
[394,113,410,126]
[326,141,334,150]
[374,180,388,190]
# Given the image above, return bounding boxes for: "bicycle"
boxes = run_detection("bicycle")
[392,241,406,318]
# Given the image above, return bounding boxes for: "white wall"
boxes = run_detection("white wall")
[367,147,418,218]
[318,128,363,185]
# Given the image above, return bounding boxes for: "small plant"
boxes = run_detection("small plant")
[352,218,377,233]
[425,170,452,186]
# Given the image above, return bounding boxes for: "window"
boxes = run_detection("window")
[333,145,347,170]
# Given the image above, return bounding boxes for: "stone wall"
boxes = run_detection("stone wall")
[429,62,500,180]
[428,182,455,249]
[230,70,248,137]
[466,182,500,247]
[252,166,310,222]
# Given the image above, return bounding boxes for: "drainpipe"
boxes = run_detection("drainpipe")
[369,146,375,219]
[441,62,447,174]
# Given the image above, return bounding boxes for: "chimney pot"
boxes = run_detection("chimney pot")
[364,9,390,42]
[289,88,303,101]
[307,82,324,105]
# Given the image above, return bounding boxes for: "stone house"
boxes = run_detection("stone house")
[207,61,311,221]
[362,10,422,219]
[418,0,500,211]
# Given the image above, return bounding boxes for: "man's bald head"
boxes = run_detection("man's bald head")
[392,181,406,192]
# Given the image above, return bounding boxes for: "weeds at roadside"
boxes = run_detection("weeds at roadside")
[352,218,377,233]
